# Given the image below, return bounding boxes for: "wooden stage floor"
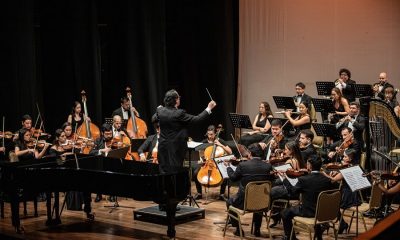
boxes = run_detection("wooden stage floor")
[0,184,382,239]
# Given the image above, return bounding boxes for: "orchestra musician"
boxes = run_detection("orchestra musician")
[13,114,33,141]
[279,156,337,240]
[322,149,361,234]
[283,101,311,137]
[14,128,50,161]
[138,115,160,163]
[193,125,232,200]
[336,101,366,149]
[48,129,77,158]
[373,72,395,100]
[329,87,350,125]
[90,123,113,202]
[111,115,129,142]
[383,87,400,117]
[112,96,140,121]
[224,143,274,237]
[239,101,273,147]
[334,68,356,103]
[327,127,361,164]
[259,119,287,160]
[155,89,216,173]
[269,141,306,228]
[67,101,88,129]
[298,129,317,161]
[293,82,312,112]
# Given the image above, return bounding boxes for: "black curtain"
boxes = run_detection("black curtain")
[0,0,237,141]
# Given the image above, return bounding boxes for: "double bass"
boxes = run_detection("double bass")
[77,90,100,154]
[125,87,148,160]
[197,128,224,187]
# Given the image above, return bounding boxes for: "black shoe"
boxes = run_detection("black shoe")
[194,193,202,200]
[94,194,102,202]
[254,228,261,237]
[269,212,280,228]
[338,222,349,234]
[234,228,244,237]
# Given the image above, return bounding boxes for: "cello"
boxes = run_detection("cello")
[197,128,224,187]
[77,90,100,154]
[125,87,148,160]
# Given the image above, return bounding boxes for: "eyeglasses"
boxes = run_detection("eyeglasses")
[379,78,385,80]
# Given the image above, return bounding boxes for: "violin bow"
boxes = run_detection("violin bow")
[2,116,5,150]
[230,133,243,159]
[35,102,47,133]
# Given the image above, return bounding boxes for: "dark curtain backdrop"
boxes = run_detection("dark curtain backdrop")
[0,0,238,141]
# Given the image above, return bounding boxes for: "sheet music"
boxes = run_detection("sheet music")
[215,155,236,178]
[273,164,298,186]
[187,141,203,149]
[340,166,371,192]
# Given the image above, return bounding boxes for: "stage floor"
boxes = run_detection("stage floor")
[0,183,385,239]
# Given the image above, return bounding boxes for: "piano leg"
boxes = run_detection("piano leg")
[165,202,177,238]
[83,192,95,221]
[46,192,61,226]
[10,190,23,233]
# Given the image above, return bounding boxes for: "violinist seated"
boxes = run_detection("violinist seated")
[239,101,273,147]
[48,129,80,160]
[278,156,338,240]
[224,142,274,237]
[259,119,287,161]
[269,141,307,228]
[14,128,50,161]
[138,116,160,163]
[327,127,361,165]
[322,149,361,234]
[89,123,114,202]
[193,125,232,201]
[13,114,33,142]
[335,101,366,150]
[283,101,311,138]
[112,96,140,122]
[298,129,317,162]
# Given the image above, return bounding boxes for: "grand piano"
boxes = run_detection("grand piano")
[0,154,190,238]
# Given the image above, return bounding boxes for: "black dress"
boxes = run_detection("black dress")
[330,101,346,124]
[71,113,84,129]
[239,114,268,147]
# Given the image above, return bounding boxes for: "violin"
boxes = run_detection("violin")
[269,155,290,165]
[364,171,400,181]
[26,138,51,149]
[325,162,350,170]
[286,168,309,178]
[0,131,14,139]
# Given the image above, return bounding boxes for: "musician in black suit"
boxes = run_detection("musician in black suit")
[334,68,356,103]
[374,72,395,100]
[112,96,140,121]
[328,127,361,165]
[293,82,312,112]
[280,157,337,240]
[138,115,160,162]
[259,119,288,160]
[336,102,366,150]
[298,129,317,161]
[156,89,216,173]
[225,143,274,237]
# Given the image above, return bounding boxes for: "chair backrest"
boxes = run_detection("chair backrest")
[243,181,272,212]
[310,103,317,123]
[369,182,383,209]
[310,125,324,148]
[315,189,341,223]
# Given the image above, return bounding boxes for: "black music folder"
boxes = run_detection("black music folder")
[354,84,373,98]
[130,138,146,152]
[273,96,296,110]
[312,123,340,139]
[316,81,335,96]
[107,146,130,159]
[311,98,336,113]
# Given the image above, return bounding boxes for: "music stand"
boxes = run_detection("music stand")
[181,141,205,208]
[312,98,336,122]
[228,113,252,137]
[312,123,340,140]
[316,81,335,96]
[272,96,296,110]
[354,84,373,99]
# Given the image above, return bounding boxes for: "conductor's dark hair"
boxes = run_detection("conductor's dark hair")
[101,123,112,132]
[339,68,351,78]
[247,143,264,158]
[164,89,179,107]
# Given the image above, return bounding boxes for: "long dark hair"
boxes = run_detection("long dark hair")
[286,141,305,168]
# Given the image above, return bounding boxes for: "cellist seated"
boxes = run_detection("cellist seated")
[194,125,232,200]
